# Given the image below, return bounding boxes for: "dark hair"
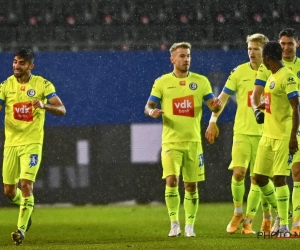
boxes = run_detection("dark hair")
[278,28,299,41]
[14,48,34,63]
[263,41,282,61]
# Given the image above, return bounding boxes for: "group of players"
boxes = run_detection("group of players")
[2,27,299,245]
[144,27,300,238]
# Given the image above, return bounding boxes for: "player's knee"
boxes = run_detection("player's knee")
[273,175,286,187]
[166,175,178,187]
[292,165,300,181]
[233,168,246,182]
[184,182,197,192]
[254,174,268,187]
[4,187,15,199]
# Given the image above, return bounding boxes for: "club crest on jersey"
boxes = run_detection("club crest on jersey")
[27,89,36,97]
[269,81,275,89]
[29,154,38,167]
[297,71,300,78]
[189,82,198,90]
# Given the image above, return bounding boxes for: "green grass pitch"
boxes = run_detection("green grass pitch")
[0,203,299,249]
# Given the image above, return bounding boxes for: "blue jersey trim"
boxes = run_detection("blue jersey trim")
[255,79,266,87]
[223,87,235,95]
[287,91,299,99]
[46,92,57,99]
[203,93,214,102]
[0,99,4,106]
[149,95,160,103]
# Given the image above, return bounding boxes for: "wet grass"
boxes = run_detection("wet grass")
[0,203,298,249]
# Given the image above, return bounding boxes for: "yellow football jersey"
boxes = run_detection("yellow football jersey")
[0,75,56,146]
[223,62,263,136]
[256,57,300,86]
[149,72,214,144]
[263,67,298,139]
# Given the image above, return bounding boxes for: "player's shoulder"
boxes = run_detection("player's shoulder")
[280,66,297,82]
[32,75,54,86]
[189,71,209,81]
[229,62,249,74]
[154,72,172,81]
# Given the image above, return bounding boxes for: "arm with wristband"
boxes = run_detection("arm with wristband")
[205,91,230,144]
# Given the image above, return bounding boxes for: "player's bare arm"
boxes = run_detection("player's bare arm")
[250,85,265,124]
[32,96,66,116]
[289,96,300,154]
[205,92,229,144]
[144,99,164,118]
[206,97,222,113]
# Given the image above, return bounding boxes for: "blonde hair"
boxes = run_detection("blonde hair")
[246,33,269,46]
[169,42,191,55]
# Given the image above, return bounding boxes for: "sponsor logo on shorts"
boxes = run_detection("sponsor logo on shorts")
[172,95,194,117]
[25,172,34,176]
[198,154,204,167]
[29,154,39,167]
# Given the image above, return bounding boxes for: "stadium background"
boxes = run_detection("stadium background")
[0,0,299,205]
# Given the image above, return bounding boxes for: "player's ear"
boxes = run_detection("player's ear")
[30,64,35,70]
[296,40,300,48]
[170,56,174,64]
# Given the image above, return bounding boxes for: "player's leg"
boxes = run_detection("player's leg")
[2,146,25,245]
[260,193,273,235]
[183,182,198,237]
[290,155,300,235]
[271,138,292,237]
[227,134,251,233]
[162,143,182,237]
[182,142,203,238]
[253,137,278,217]
[12,144,42,244]
[242,177,260,234]
[242,135,262,234]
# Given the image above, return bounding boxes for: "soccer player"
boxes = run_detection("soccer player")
[0,48,66,245]
[254,28,300,235]
[144,42,222,237]
[251,41,299,237]
[205,34,269,234]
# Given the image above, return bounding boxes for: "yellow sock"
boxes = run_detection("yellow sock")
[276,185,290,226]
[184,190,199,225]
[18,196,34,233]
[11,188,21,206]
[245,184,260,219]
[292,182,300,219]
[165,186,180,222]
[231,176,244,213]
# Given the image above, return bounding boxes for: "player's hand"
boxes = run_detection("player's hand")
[149,108,164,118]
[254,109,264,124]
[205,122,219,144]
[257,102,265,110]
[211,98,222,113]
[32,99,45,109]
[289,136,298,155]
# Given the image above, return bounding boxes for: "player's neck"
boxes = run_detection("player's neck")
[283,56,296,63]
[250,61,261,70]
[17,74,31,84]
[172,70,189,78]
[270,61,284,74]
